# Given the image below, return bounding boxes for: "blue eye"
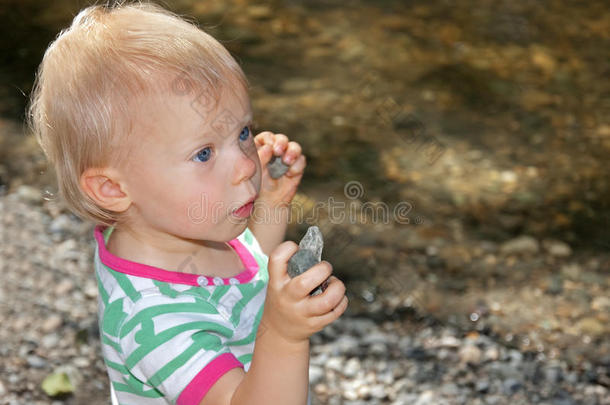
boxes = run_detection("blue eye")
[239,126,250,141]
[193,147,212,162]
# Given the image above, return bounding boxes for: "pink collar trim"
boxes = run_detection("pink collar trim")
[93,225,259,286]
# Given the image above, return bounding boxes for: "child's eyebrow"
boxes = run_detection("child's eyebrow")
[181,112,254,153]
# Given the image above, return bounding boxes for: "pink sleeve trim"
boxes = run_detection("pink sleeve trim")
[93,225,259,286]
[177,352,244,405]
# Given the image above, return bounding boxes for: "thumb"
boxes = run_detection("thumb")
[267,240,299,286]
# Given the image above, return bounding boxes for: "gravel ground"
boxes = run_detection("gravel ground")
[1,187,609,405]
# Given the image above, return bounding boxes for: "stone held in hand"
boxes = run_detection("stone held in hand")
[299,225,324,261]
[287,226,329,296]
[287,250,319,278]
[267,155,290,179]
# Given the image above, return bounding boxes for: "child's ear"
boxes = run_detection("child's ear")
[80,167,131,213]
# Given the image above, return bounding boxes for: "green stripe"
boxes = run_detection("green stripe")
[153,280,177,298]
[105,359,129,374]
[107,266,142,303]
[102,333,122,352]
[113,380,163,398]
[237,353,252,365]
[120,302,218,336]
[95,269,110,306]
[228,304,264,346]
[209,285,230,305]
[103,226,114,243]
[244,228,253,245]
[99,227,140,303]
[229,284,264,325]
[103,298,128,337]
[152,280,211,300]
[125,321,231,367]
[148,342,201,386]
[251,250,269,282]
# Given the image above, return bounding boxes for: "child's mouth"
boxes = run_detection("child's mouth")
[232,197,256,218]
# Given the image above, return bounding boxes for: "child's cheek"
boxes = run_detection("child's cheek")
[185,192,212,225]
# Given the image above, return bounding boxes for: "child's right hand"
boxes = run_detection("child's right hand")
[259,241,349,345]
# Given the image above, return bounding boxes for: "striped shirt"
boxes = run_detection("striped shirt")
[93,225,273,404]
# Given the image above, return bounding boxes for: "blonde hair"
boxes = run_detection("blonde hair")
[26,0,249,227]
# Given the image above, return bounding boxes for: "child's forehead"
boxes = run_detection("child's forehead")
[129,79,252,146]
[133,75,248,113]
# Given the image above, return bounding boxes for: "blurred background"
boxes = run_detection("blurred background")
[0,0,608,404]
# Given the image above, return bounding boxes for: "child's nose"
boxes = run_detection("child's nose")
[232,149,257,185]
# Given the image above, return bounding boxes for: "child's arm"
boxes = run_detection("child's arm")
[247,204,289,257]
[247,131,306,256]
[199,242,348,405]
[200,327,310,405]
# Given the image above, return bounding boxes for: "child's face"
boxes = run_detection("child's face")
[120,80,261,243]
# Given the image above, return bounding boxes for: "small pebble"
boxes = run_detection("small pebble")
[459,344,482,364]
[26,355,47,369]
[309,365,324,385]
[503,378,522,395]
[41,315,63,333]
[267,155,290,178]
[500,235,539,255]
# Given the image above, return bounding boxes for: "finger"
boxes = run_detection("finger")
[254,131,275,148]
[306,276,346,316]
[257,143,274,166]
[288,261,333,300]
[272,134,289,156]
[282,142,302,165]
[311,294,349,326]
[267,241,299,289]
[285,155,306,177]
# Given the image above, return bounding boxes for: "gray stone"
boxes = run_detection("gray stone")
[333,335,360,355]
[370,384,387,399]
[287,226,329,296]
[544,365,563,383]
[26,355,47,369]
[489,363,520,379]
[309,365,324,384]
[298,226,324,261]
[475,379,490,393]
[502,378,522,395]
[551,395,576,405]
[440,383,459,396]
[267,155,290,178]
[507,349,523,365]
[343,357,360,377]
[16,185,42,205]
[287,249,318,278]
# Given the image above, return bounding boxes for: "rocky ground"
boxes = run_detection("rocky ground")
[1,186,608,405]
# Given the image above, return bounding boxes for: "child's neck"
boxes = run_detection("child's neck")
[106,226,245,278]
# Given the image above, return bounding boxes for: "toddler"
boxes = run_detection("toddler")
[27,2,348,404]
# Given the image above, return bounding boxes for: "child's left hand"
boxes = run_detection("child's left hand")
[254,131,306,206]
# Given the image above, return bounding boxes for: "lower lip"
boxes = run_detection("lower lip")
[233,202,254,218]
